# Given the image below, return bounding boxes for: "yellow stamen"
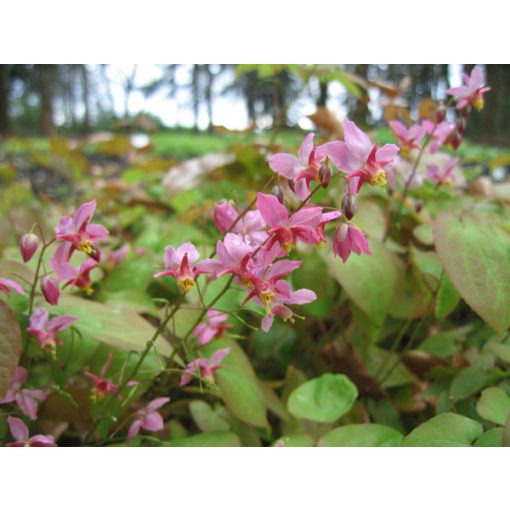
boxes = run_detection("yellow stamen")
[83,285,94,296]
[282,241,295,252]
[260,290,276,314]
[369,169,387,187]
[178,277,195,293]
[78,240,94,254]
[474,97,484,111]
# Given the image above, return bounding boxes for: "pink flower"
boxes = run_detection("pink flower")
[51,250,98,295]
[193,310,232,345]
[5,416,56,447]
[180,348,230,386]
[333,224,371,263]
[83,353,119,401]
[128,397,170,442]
[0,367,47,420]
[198,233,254,282]
[389,121,428,152]
[423,120,455,154]
[106,244,130,267]
[27,307,76,353]
[0,277,24,296]
[256,193,323,252]
[324,120,399,195]
[447,66,491,111]
[214,201,268,246]
[41,276,60,305]
[19,233,39,263]
[426,157,460,187]
[154,242,207,293]
[55,200,109,262]
[268,133,328,199]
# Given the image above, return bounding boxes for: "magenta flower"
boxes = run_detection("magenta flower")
[0,277,24,296]
[0,366,47,420]
[423,120,455,154]
[128,397,170,442]
[84,353,119,401]
[55,199,109,262]
[198,233,255,282]
[27,307,76,353]
[256,193,323,252]
[106,244,130,268]
[193,309,232,345]
[19,233,39,263]
[180,348,230,386]
[52,250,98,295]
[324,120,399,195]
[426,157,460,188]
[214,201,268,246]
[389,121,428,152]
[5,416,56,447]
[268,133,328,199]
[333,224,371,263]
[447,66,491,111]
[317,210,342,242]
[154,242,207,293]
[41,276,60,305]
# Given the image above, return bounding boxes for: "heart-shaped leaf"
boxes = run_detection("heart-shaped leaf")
[318,424,403,447]
[476,387,510,425]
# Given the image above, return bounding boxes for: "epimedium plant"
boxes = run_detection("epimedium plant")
[0,66,509,447]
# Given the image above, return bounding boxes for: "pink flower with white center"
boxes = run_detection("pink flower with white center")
[423,120,455,154]
[0,277,24,296]
[19,233,39,263]
[389,121,428,152]
[27,307,76,354]
[51,248,98,295]
[193,310,232,345]
[41,276,60,305]
[256,193,323,252]
[324,120,399,195]
[154,242,207,293]
[83,353,119,401]
[214,201,268,246]
[180,348,230,387]
[447,66,491,111]
[55,199,109,262]
[333,224,371,263]
[128,397,170,442]
[426,157,460,188]
[268,133,329,199]
[5,416,56,447]
[0,367,47,420]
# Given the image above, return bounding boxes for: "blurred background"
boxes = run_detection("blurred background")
[0,64,508,144]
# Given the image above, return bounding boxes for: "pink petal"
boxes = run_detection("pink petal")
[86,224,109,240]
[147,397,170,412]
[0,278,24,295]
[73,200,96,230]
[210,348,231,367]
[7,416,29,442]
[267,153,301,179]
[141,412,164,432]
[298,133,315,164]
[256,193,288,227]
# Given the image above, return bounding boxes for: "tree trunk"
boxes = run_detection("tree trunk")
[317,81,329,107]
[0,65,10,136]
[39,65,56,136]
[80,65,91,134]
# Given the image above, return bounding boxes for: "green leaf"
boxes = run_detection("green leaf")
[287,373,358,423]
[419,332,458,358]
[189,401,230,432]
[401,413,483,446]
[50,295,172,356]
[274,434,315,447]
[201,339,268,428]
[0,301,22,398]
[487,341,510,364]
[476,387,510,425]
[434,212,510,333]
[473,428,503,447]
[168,431,241,447]
[449,366,491,402]
[325,241,398,327]
[318,424,403,447]
[435,275,460,318]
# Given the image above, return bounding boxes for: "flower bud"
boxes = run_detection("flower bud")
[456,117,466,136]
[449,130,462,150]
[436,105,447,124]
[19,233,39,263]
[272,185,284,204]
[319,161,331,188]
[341,193,357,220]
[41,276,60,305]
